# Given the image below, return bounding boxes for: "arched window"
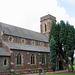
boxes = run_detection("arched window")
[42,55,46,64]
[17,53,21,65]
[30,54,35,64]
[45,24,47,32]
[4,59,7,65]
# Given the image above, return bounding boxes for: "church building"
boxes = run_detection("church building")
[0,14,56,73]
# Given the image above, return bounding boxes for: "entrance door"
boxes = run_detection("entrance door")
[59,61,63,70]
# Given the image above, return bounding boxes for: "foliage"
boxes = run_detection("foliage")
[49,21,60,54]
[49,36,57,71]
[60,20,66,44]
[69,65,75,70]
[66,50,74,57]
[49,20,75,71]
[73,65,75,70]
[49,21,56,41]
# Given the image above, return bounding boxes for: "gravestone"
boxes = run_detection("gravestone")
[38,68,46,75]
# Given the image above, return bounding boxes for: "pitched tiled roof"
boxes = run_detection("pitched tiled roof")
[3,41,50,52]
[0,22,48,42]
[0,47,10,56]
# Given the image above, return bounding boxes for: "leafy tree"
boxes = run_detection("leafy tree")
[65,25,75,71]
[49,21,60,54]
[49,36,57,71]
[49,20,75,71]
[49,21,59,71]
[60,20,66,45]
[49,21,56,41]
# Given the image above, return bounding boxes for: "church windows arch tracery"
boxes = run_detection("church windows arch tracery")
[17,53,21,64]
[41,54,46,64]
[16,53,21,65]
[16,53,24,66]
[30,54,36,65]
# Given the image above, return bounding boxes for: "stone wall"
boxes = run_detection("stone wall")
[0,57,10,73]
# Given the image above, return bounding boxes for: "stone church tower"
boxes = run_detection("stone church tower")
[40,14,56,37]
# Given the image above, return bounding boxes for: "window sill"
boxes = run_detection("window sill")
[30,64,36,66]
[3,65,9,67]
[41,64,46,65]
[16,64,23,66]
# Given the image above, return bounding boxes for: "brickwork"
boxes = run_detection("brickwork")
[9,50,50,72]
[40,14,56,22]
[0,24,3,47]
[2,35,49,47]
[40,14,56,37]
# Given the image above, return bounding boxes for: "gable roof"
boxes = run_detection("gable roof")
[0,22,48,42]
[3,41,50,52]
[0,47,10,56]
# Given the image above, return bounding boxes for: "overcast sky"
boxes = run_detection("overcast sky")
[0,0,75,32]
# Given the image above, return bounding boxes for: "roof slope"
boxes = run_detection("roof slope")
[3,41,50,52]
[0,22,48,42]
[0,47,10,56]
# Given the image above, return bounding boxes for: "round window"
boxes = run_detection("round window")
[8,36,13,42]
[21,39,25,44]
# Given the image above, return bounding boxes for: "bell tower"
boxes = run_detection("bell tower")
[40,14,56,37]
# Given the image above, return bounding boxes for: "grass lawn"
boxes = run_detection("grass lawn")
[47,73,75,75]
[14,65,75,75]
[47,65,75,75]
[74,65,75,70]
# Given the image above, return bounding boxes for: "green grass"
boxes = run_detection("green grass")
[47,65,75,75]
[74,65,75,70]
[47,73,75,75]
[69,65,75,70]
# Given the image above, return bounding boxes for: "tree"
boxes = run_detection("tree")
[65,25,75,71]
[60,20,66,45]
[49,21,56,41]
[49,36,57,71]
[49,21,60,54]
[49,20,75,71]
[49,21,59,71]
